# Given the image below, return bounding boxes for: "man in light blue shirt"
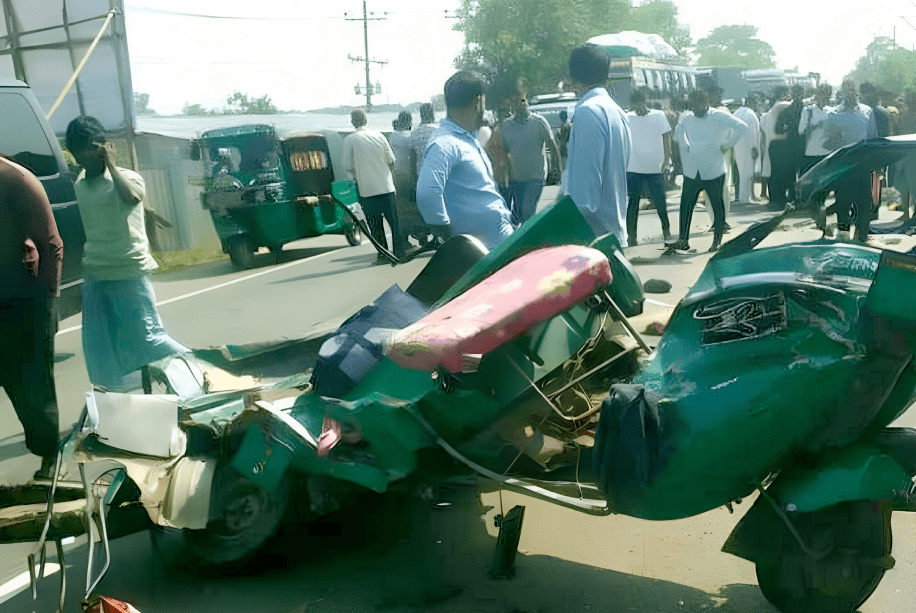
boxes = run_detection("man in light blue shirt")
[824,80,880,240]
[416,71,514,250]
[565,45,632,245]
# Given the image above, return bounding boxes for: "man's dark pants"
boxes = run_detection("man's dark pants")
[768,140,795,205]
[626,172,671,244]
[507,179,545,225]
[833,171,874,241]
[0,296,59,459]
[679,173,726,244]
[361,192,406,257]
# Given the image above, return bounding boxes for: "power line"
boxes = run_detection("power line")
[127,7,343,21]
[127,6,459,21]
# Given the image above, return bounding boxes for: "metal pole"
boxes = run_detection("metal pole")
[363,0,371,110]
[109,0,139,172]
[1,0,26,82]
[61,1,87,116]
[46,9,116,120]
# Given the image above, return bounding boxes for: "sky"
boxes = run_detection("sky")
[122,0,916,116]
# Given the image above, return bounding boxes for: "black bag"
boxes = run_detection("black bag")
[592,384,673,512]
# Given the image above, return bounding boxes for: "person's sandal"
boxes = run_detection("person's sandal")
[33,455,67,482]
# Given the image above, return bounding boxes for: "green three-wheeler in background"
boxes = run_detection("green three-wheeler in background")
[193,125,363,268]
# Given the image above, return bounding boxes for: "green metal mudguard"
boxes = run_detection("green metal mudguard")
[766,442,914,514]
[722,431,916,563]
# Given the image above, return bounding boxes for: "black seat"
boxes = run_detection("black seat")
[406,235,489,307]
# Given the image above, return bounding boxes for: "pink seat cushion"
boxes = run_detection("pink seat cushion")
[388,246,612,372]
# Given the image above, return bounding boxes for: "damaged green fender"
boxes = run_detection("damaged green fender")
[722,441,913,562]
[767,443,912,514]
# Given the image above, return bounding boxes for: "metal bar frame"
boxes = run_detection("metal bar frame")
[0,11,110,42]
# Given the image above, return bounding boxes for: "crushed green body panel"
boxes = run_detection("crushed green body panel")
[614,241,916,520]
[590,233,644,316]
[767,444,912,513]
[867,250,916,321]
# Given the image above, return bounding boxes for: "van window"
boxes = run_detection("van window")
[0,92,58,177]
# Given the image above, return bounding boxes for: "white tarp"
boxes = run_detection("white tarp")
[0,0,136,135]
[587,31,679,60]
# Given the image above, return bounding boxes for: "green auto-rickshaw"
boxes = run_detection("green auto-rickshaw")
[194,124,363,268]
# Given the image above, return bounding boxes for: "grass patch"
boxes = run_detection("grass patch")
[152,245,228,274]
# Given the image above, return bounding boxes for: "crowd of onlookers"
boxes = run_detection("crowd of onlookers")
[342,56,916,260]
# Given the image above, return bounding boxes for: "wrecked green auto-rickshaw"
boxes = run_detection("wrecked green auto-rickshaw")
[8,136,916,613]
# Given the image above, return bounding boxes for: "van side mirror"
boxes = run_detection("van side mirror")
[190,140,201,161]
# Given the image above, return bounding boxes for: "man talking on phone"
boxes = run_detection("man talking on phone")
[66,116,187,391]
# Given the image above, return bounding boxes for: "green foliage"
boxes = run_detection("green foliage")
[694,25,776,69]
[182,102,209,116]
[630,0,691,54]
[453,0,689,100]
[181,93,281,116]
[133,92,155,115]
[225,92,279,115]
[846,36,916,96]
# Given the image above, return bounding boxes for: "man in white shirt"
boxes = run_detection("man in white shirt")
[798,84,833,175]
[670,89,748,253]
[732,94,761,204]
[625,87,672,246]
[342,108,405,258]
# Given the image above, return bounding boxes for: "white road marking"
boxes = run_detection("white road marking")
[645,298,676,308]
[0,563,60,604]
[56,246,351,336]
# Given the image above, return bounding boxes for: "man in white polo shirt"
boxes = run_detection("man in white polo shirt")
[342,108,405,259]
[625,87,672,246]
[798,83,834,175]
[670,89,748,254]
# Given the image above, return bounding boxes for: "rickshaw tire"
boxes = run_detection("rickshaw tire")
[182,465,290,567]
[344,222,363,246]
[754,500,892,613]
[228,234,256,269]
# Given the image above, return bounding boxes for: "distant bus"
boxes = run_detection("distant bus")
[697,67,818,103]
[605,56,699,108]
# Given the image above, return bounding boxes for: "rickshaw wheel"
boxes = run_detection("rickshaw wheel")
[344,222,363,246]
[228,234,255,269]
[183,465,289,566]
[754,500,892,613]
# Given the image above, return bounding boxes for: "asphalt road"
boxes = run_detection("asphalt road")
[2,188,915,612]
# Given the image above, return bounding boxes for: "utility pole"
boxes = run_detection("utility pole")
[345,1,387,111]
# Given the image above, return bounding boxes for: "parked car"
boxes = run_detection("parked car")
[528,93,577,139]
[0,78,84,319]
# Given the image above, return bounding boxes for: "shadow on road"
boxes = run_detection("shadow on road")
[4,487,776,613]
[154,246,345,283]
[269,263,372,285]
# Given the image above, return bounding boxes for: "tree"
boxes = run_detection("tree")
[452,0,689,101]
[182,102,209,116]
[846,36,916,96]
[225,92,279,115]
[629,0,691,55]
[694,25,776,69]
[133,92,155,115]
[453,0,631,99]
